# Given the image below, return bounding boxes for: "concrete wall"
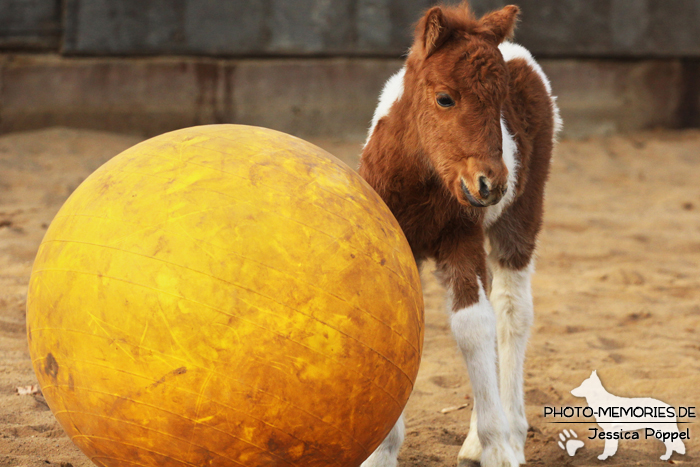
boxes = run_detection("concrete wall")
[62,0,431,56]
[0,55,401,140]
[0,0,61,50]
[1,1,699,138]
[471,0,700,57]
[2,55,695,139]
[5,0,700,57]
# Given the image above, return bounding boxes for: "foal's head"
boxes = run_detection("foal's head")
[406,3,519,207]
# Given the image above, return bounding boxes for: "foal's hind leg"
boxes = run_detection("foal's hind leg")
[360,257,424,467]
[360,412,404,467]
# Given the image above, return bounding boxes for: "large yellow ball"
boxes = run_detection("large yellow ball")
[27,125,423,467]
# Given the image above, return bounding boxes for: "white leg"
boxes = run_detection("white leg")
[459,403,481,462]
[361,413,405,467]
[488,255,534,464]
[451,279,519,467]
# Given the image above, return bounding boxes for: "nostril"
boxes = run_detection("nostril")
[478,176,490,199]
[460,178,469,195]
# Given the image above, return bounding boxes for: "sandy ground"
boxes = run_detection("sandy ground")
[1,127,699,467]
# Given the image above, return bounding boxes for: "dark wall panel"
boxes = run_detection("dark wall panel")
[45,0,700,57]
[473,0,700,57]
[0,0,61,50]
[63,0,432,56]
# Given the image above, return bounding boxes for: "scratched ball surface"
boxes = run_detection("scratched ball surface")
[27,125,423,467]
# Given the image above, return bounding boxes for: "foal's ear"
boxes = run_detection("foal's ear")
[480,5,519,43]
[416,7,451,58]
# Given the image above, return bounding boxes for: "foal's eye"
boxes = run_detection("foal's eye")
[436,93,455,108]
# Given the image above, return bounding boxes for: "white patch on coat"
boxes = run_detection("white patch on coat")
[499,42,552,94]
[484,117,519,228]
[499,42,563,138]
[364,67,406,147]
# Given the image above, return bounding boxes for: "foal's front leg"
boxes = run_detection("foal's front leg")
[440,239,519,467]
[488,251,533,464]
[486,188,546,464]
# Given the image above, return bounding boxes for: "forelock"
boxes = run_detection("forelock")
[455,40,508,104]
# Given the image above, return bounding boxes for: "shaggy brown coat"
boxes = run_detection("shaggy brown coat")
[359,4,555,309]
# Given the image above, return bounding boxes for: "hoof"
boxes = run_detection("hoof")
[479,442,519,467]
[458,432,482,464]
[510,437,526,464]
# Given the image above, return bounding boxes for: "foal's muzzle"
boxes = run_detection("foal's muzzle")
[460,176,507,207]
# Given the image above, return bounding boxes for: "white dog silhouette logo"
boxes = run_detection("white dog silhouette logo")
[571,370,686,461]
